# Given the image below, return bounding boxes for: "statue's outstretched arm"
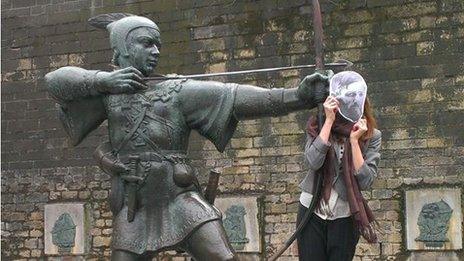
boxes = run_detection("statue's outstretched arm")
[45,66,147,104]
[233,71,332,120]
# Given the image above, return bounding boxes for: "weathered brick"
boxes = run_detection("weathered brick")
[92,190,108,200]
[383,2,437,18]
[15,251,29,259]
[355,243,380,256]
[61,191,78,199]
[24,238,37,249]
[29,230,42,238]
[223,166,249,175]
[417,41,435,55]
[93,236,111,247]
[235,148,260,158]
[230,138,253,149]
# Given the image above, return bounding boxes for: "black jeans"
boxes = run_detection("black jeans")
[297,204,360,261]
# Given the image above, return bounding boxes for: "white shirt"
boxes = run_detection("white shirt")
[299,141,351,220]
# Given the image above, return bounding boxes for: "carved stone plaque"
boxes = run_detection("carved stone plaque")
[44,203,87,255]
[215,196,261,253]
[405,188,462,250]
[52,212,77,253]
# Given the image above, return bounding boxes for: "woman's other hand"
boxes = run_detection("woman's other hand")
[350,118,368,142]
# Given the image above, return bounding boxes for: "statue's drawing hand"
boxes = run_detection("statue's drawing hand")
[95,66,148,94]
[297,70,333,104]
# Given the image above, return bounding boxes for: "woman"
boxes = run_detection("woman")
[297,72,382,261]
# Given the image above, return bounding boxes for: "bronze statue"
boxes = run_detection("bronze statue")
[45,13,332,260]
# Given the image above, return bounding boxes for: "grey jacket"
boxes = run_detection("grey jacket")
[299,129,382,201]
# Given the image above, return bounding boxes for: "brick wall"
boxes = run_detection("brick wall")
[2,0,463,260]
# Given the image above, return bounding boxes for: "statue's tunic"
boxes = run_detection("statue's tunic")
[58,79,239,254]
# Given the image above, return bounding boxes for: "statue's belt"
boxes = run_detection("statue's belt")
[119,150,197,222]
[119,151,188,164]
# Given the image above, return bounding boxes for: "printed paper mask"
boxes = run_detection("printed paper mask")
[329,71,367,123]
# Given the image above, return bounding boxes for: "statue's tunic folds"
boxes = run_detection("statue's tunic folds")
[50,78,240,254]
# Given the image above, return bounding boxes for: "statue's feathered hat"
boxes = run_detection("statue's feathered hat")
[88,13,159,59]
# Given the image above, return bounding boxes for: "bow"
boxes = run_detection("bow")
[269,0,327,259]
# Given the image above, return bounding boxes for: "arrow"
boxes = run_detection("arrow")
[143,60,351,81]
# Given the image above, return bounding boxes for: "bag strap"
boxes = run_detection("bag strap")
[112,105,148,155]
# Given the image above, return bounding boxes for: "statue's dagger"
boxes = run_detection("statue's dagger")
[269,0,327,259]
[125,155,142,222]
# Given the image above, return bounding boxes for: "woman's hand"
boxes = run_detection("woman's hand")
[350,118,368,142]
[323,96,339,123]
[318,96,338,144]
[350,118,368,172]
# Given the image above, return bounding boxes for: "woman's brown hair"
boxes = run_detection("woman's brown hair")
[362,97,377,141]
[306,97,378,141]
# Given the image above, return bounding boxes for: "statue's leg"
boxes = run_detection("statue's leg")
[182,220,237,261]
[111,249,149,261]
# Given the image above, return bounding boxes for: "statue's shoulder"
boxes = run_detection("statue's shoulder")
[152,79,189,88]
[143,79,190,102]
[144,79,227,102]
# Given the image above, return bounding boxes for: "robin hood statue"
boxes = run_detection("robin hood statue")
[45,13,332,260]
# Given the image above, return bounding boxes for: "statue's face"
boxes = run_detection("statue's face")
[126,27,161,76]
